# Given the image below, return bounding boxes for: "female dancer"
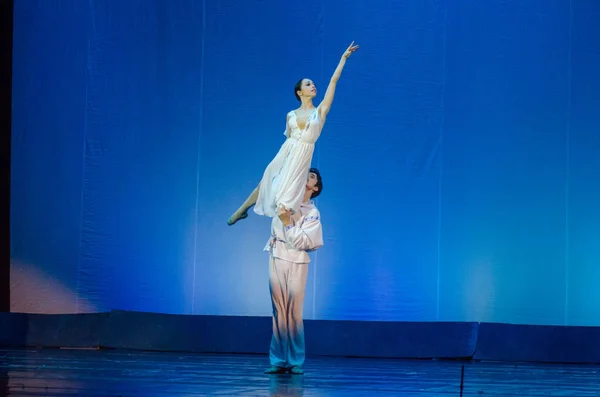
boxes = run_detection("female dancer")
[227,41,359,225]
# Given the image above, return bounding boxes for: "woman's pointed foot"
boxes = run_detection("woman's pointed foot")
[227,210,248,226]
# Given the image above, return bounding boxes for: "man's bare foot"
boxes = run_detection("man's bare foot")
[264,366,287,374]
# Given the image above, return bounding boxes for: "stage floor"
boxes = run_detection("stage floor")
[0,348,598,396]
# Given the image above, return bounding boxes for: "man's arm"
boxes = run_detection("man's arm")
[282,209,323,252]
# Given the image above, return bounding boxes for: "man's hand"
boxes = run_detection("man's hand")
[278,206,293,227]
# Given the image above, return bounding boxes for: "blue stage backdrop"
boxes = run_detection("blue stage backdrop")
[10,0,600,326]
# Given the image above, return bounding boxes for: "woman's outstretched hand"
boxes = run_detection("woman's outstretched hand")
[342,41,359,59]
[320,41,359,119]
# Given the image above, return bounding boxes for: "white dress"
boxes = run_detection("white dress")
[254,107,323,217]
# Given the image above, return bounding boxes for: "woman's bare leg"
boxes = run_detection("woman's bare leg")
[227,184,260,226]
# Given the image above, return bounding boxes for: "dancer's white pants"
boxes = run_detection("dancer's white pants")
[268,255,308,368]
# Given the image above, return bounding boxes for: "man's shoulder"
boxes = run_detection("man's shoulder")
[303,206,321,222]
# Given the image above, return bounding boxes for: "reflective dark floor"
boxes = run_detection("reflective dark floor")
[0,348,599,396]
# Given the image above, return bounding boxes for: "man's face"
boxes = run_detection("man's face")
[306,172,319,192]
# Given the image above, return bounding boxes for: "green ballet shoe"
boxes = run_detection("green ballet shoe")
[227,210,248,226]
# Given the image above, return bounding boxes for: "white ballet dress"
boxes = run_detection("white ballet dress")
[254,107,323,217]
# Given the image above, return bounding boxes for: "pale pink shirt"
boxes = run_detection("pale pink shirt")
[264,200,324,263]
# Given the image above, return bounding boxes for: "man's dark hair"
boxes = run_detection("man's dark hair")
[309,167,323,199]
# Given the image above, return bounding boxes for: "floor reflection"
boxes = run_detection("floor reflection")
[269,374,304,396]
[0,348,598,396]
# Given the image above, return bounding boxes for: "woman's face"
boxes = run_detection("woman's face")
[297,79,317,99]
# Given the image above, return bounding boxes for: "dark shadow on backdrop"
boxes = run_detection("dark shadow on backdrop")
[0,0,14,312]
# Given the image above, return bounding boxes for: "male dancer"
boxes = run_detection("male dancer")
[264,168,324,375]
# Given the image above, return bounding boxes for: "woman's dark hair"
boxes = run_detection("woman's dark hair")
[309,167,323,199]
[294,79,305,101]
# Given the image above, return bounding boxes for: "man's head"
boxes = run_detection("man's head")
[306,168,323,199]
